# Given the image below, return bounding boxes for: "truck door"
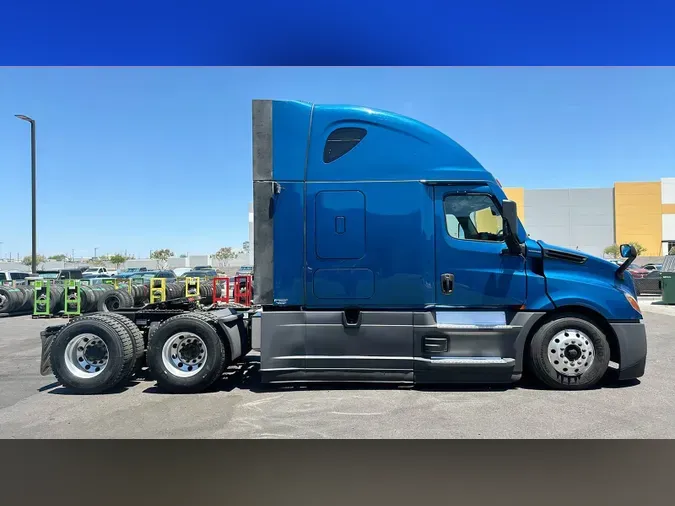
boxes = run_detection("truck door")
[433,185,526,308]
[412,185,527,383]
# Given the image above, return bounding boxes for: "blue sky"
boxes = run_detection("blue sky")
[1,67,674,259]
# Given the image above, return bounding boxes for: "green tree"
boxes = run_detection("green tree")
[669,246,675,255]
[213,247,235,268]
[150,248,174,269]
[109,253,129,269]
[179,254,187,258]
[603,244,619,258]
[22,254,46,268]
[49,254,67,261]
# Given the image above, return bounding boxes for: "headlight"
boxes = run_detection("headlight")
[624,292,642,315]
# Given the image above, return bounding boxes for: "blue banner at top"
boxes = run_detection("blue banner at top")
[2,0,675,65]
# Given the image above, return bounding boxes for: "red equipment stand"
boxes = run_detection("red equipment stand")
[212,277,230,304]
[233,275,253,307]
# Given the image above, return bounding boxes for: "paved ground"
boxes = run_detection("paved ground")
[0,301,673,438]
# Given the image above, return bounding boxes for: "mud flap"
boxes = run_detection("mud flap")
[40,330,55,376]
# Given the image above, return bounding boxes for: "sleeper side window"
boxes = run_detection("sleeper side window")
[444,194,505,243]
[323,127,367,163]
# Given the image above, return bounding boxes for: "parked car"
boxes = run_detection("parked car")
[173,267,192,278]
[193,266,213,271]
[643,263,663,271]
[83,267,110,276]
[82,273,113,285]
[182,269,218,279]
[627,266,650,279]
[236,265,253,276]
[0,271,31,285]
[36,269,83,280]
[115,267,150,279]
[635,270,662,295]
[138,270,177,284]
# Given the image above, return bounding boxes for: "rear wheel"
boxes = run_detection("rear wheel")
[97,312,146,377]
[528,315,610,390]
[147,313,228,393]
[50,314,135,393]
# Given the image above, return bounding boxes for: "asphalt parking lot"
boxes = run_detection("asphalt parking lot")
[0,299,673,439]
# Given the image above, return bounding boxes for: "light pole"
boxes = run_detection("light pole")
[15,115,37,274]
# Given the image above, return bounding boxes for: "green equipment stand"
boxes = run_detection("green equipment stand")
[63,279,81,316]
[33,280,51,317]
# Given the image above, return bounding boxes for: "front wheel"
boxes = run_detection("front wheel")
[528,315,611,390]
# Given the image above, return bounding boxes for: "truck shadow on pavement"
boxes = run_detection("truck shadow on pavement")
[139,356,641,395]
[42,380,143,395]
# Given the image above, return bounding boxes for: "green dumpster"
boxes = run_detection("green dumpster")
[662,273,675,304]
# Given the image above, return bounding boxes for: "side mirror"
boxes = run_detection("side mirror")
[502,200,523,255]
[620,243,637,259]
[616,243,638,280]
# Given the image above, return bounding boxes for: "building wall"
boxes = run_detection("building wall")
[614,181,662,256]
[662,178,675,254]
[523,188,614,257]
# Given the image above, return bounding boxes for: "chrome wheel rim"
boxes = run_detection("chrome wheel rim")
[64,333,109,378]
[547,329,595,376]
[161,332,207,378]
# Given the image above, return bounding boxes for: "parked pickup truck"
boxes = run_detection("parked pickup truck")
[38,99,647,395]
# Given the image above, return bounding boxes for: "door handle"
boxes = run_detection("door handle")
[441,273,454,294]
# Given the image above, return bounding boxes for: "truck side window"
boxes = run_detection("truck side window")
[444,194,505,242]
[323,127,367,163]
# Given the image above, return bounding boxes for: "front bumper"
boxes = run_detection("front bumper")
[610,321,647,380]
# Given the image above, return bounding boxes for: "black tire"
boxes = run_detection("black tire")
[98,289,134,312]
[99,312,146,377]
[50,285,65,313]
[528,315,611,390]
[147,312,228,394]
[50,314,135,394]
[17,286,34,312]
[79,285,96,313]
[0,287,21,312]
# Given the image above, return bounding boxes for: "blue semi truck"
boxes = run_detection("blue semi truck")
[39,99,647,394]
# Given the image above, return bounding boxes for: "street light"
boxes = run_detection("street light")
[15,115,37,274]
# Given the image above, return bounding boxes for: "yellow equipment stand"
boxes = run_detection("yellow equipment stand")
[185,277,200,298]
[149,278,166,303]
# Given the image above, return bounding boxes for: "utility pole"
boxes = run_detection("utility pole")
[15,115,37,274]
